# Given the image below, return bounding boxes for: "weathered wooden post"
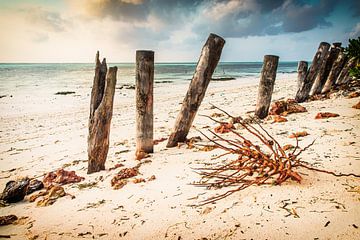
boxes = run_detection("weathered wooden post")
[310,43,341,95]
[166,33,225,148]
[297,61,308,90]
[321,50,347,93]
[295,42,330,102]
[88,52,117,174]
[335,57,356,85]
[254,55,279,119]
[135,50,154,155]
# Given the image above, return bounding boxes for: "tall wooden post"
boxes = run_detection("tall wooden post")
[295,42,330,102]
[297,61,308,90]
[166,33,225,148]
[88,52,117,174]
[254,55,279,119]
[310,43,341,95]
[321,50,347,93]
[136,50,154,154]
[335,57,356,85]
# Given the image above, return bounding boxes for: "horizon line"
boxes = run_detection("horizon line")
[0,60,307,64]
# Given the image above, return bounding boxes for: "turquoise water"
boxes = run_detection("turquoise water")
[0,62,298,95]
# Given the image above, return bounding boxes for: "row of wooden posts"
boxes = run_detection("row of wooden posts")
[86,34,354,174]
[295,42,355,102]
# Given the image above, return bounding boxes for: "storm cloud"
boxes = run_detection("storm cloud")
[79,0,345,39]
[1,0,358,62]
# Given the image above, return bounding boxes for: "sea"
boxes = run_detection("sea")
[0,62,298,97]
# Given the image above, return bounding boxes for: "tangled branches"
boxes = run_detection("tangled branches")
[193,105,360,206]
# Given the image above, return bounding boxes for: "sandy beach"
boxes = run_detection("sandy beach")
[0,72,359,239]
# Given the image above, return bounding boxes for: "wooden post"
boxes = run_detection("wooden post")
[166,33,225,148]
[321,50,347,93]
[88,52,117,174]
[136,50,154,155]
[297,61,308,90]
[335,57,356,85]
[254,55,279,119]
[310,43,341,95]
[295,42,330,102]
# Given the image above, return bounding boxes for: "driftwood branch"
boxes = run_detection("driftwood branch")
[193,105,360,206]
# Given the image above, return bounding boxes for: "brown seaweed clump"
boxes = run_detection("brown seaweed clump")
[43,169,84,187]
[353,101,360,109]
[29,185,70,207]
[315,112,340,119]
[111,167,139,190]
[269,99,307,116]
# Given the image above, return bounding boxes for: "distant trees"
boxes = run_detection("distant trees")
[345,37,360,79]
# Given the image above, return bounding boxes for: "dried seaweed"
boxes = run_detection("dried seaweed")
[111,167,139,189]
[347,91,360,99]
[109,163,124,171]
[214,123,235,134]
[269,99,307,116]
[315,112,340,119]
[353,101,360,109]
[135,150,150,160]
[132,178,146,184]
[153,137,167,145]
[0,215,18,226]
[26,179,44,195]
[269,115,288,123]
[43,169,84,187]
[147,175,156,181]
[289,131,309,138]
[32,186,70,207]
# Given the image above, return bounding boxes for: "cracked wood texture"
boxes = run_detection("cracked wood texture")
[254,55,279,119]
[322,50,347,93]
[310,43,341,95]
[166,33,225,148]
[88,52,117,174]
[136,50,154,154]
[335,57,357,85]
[297,61,308,91]
[295,42,330,102]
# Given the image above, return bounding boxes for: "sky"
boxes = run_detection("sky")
[0,0,359,63]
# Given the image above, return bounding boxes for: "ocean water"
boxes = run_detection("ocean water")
[0,62,298,96]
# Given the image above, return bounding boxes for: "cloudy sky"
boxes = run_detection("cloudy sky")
[0,0,359,62]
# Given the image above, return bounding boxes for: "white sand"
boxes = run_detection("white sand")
[0,73,359,239]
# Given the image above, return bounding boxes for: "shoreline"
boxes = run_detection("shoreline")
[0,73,359,239]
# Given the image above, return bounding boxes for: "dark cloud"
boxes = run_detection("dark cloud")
[192,0,341,38]
[86,0,149,22]
[349,0,360,17]
[86,0,203,23]
[255,0,285,13]
[81,0,351,42]
[281,0,337,33]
